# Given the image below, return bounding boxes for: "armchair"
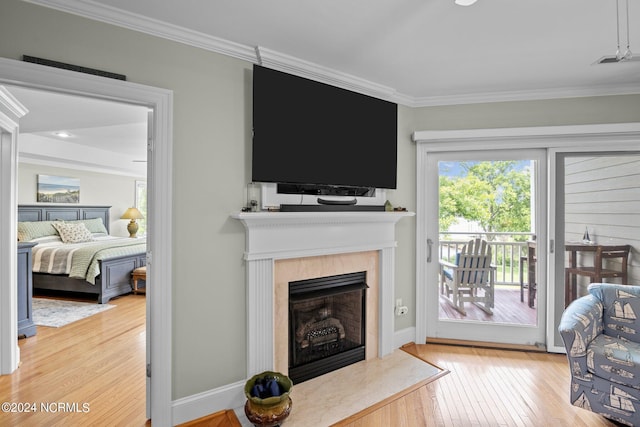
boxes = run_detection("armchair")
[439,238,495,315]
[559,283,640,426]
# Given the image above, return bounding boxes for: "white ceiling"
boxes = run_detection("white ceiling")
[27,0,640,105]
[9,85,148,178]
[10,0,640,177]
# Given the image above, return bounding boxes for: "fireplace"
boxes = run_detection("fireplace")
[231,210,413,379]
[288,272,367,383]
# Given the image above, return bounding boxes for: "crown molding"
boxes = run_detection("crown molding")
[0,86,29,119]
[23,0,257,63]
[24,0,640,108]
[408,82,640,107]
[25,0,399,102]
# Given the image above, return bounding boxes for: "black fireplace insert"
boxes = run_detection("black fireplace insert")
[288,271,367,384]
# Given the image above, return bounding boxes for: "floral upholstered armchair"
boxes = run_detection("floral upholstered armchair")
[559,283,640,426]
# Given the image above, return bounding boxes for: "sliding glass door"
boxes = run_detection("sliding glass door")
[423,149,547,346]
[549,151,640,349]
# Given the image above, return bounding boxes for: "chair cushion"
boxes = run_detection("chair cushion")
[442,253,460,281]
[588,334,640,390]
[133,266,146,276]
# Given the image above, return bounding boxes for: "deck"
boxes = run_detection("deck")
[439,285,537,325]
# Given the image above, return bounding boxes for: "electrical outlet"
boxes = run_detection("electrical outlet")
[395,305,409,316]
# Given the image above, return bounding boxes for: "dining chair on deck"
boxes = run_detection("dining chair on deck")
[439,238,496,315]
[565,244,631,305]
[519,241,537,308]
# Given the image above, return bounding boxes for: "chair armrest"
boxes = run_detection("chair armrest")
[439,260,457,268]
[558,294,603,376]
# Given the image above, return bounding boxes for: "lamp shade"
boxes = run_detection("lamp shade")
[121,207,144,220]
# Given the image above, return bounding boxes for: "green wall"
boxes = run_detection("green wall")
[3,0,640,402]
[1,0,252,399]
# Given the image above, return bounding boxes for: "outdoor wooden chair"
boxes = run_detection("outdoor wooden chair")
[439,238,496,315]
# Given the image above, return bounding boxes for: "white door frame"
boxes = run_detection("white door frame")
[419,147,547,346]
[0,58,173,426]
[414,123,640,351]
[0,87,28,374]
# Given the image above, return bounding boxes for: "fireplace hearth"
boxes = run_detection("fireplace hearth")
[288,271,367,384]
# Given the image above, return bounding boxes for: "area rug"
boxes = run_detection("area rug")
[32,298,115,327]
[234,344,449,426]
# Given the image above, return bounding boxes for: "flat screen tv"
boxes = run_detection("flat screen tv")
[252,65,397,205]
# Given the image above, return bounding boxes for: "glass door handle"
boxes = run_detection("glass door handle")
[427,239,433,263]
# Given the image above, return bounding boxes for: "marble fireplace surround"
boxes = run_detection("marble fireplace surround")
[232,210,414,377]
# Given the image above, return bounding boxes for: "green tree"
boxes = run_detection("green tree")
[439,161,531,237]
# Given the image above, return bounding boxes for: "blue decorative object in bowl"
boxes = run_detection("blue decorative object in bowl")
[244,371,293,427]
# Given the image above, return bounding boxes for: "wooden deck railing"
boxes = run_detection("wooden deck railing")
[439,232,536,285]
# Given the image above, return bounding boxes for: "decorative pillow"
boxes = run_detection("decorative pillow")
[67,217,109,235]
[52,222,94,244]
[17,221,59,242]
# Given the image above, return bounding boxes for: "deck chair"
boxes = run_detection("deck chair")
[439,238,496,315]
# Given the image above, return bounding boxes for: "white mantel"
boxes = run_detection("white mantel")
[232,210,414,377]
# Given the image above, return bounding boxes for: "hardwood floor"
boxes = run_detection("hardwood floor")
[0,293,147,427]
[338,343,617,427]
[3,293,618,427]
[192,343,617,427]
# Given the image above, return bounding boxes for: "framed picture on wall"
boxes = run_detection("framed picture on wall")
[37,174,80,203]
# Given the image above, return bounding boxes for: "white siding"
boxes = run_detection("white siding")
[564,155,640,294]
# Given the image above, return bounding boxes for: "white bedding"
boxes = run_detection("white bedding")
[31,235,146,284]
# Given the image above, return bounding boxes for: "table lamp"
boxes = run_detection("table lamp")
[121,207,144,238]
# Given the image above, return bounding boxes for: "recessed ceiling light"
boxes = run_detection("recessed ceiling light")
[53,131,73,138]
[455,0,478,5]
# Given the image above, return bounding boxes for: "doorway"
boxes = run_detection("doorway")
[12,85,149,420]
[422,149,547,346]
[0,57,173,425]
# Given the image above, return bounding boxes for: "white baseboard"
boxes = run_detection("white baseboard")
[547,344,566,354]
[172,327,417,425]
[172,379,244,426]
[394,326,417,348]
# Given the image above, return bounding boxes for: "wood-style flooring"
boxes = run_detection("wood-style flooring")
[338,343,616,427]
[194,342,617,427]
[2,293,617,427]
[0,293,148,427]
[439,286,538,325]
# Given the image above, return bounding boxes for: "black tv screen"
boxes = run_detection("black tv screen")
[252,65,398,192]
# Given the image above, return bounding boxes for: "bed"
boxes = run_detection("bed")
[18,205,146,303]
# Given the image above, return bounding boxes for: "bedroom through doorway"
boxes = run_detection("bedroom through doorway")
[11,85,149,421]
